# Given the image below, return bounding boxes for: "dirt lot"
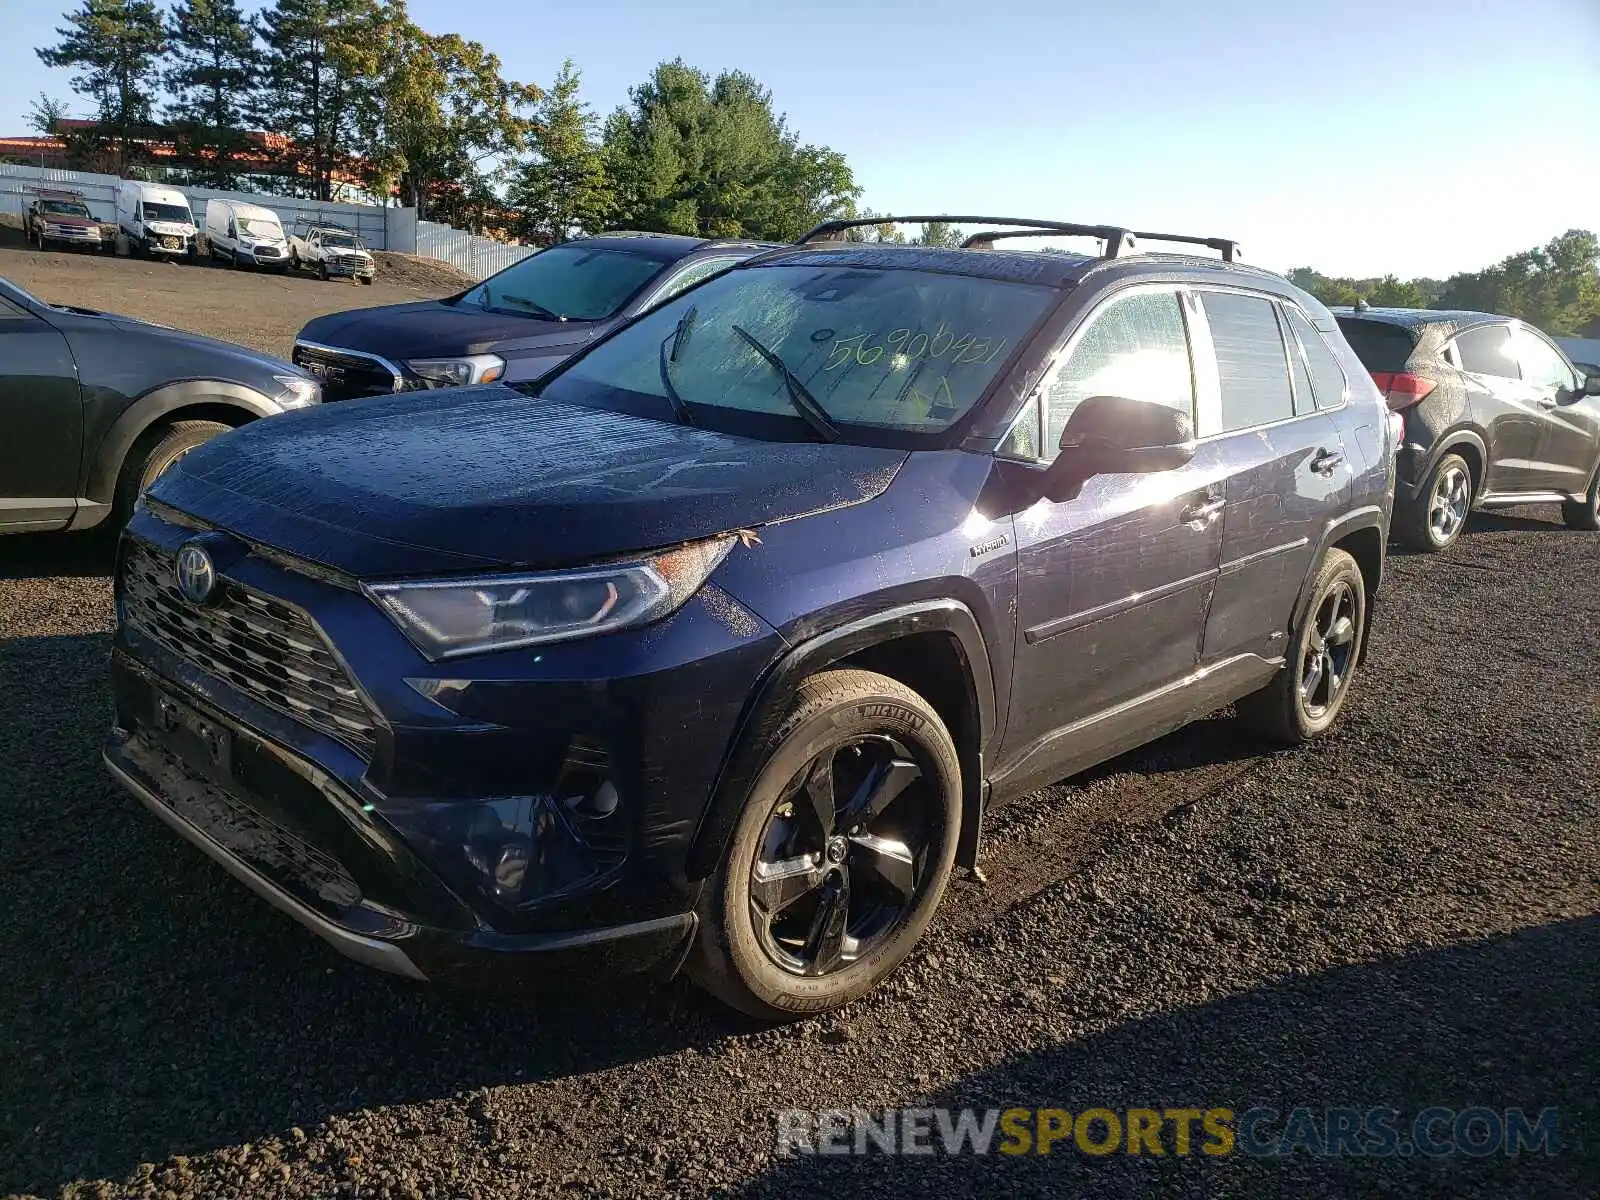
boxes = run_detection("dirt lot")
[0,228,473,358]
[0,263,1596,1197]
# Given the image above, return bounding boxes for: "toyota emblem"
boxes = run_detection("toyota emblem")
[175,542,217,604]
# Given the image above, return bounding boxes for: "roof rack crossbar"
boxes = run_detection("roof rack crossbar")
[1129,230,1240,263]
[797,215,1137,256]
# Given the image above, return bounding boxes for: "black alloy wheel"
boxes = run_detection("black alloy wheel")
[688,669,961,1019]
[750,733,931,977]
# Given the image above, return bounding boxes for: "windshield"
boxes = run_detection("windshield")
[238,217,281,239]
[141,202,191,224]
[41,200,91,218]
[459,243,668,322]
[321,232,361,249]
[538,262,1057,438]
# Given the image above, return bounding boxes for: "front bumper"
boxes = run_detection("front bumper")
[104,511,784,987]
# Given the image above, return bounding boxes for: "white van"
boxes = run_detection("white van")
[116,181,198,261]
[205,199,291,272]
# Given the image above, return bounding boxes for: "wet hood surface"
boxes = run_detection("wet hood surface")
[298,300,602,359]
[152,387,907,577]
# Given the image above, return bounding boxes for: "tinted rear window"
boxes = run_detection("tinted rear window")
[1335,318,1416,372]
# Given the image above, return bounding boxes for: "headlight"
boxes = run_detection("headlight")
[405,354,506,388]
[272,374,321,410]
[365,535,738,659]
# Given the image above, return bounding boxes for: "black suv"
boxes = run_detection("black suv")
[0,278,319,537]
[292,232,779,400]
[1334,305,1600,550]
[106,216,1393,1018]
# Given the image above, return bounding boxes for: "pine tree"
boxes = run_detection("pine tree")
[509,60,612,244]
[164,0,258,188]
[255,0,381,200]
[36,0,166,172]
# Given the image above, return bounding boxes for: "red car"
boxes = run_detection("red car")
[25,188,110,253]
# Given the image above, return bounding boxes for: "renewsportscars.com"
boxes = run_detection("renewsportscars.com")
[775,1105,1562,1159]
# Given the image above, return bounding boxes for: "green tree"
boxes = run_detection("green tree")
[256,0,382,201]
[25,93,71,135]
[35,0,165,172]
[602,59,859,240]
[360,3,539,220]
[1437,230,1600,335]
[163,0,258,188]
[1367,274,1426,308]
[509,60,611,244]
[914,220,962,248]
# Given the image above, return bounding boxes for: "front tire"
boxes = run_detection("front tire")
[1561,464,1600,531]
[687,669,961,1020]
[1396,451,1472,552]
[1237,548,1366,745]
[111,419,234,528]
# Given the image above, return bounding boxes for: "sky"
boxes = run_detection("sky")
[4,0,1597,279]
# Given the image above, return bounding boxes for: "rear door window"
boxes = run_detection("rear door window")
[1334,317,1415,374]
[1453,325,1519,379]
[1201,292,1295,431]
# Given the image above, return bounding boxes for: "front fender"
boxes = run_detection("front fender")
[84,380,277,504]
[684,598,996,880]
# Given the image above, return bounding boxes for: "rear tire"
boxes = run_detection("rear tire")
[1236,548,1366,745]
[1395,452,1472,552]
[686,669,961,1020]
[111,420,234,528]
[1561,465,1600,531]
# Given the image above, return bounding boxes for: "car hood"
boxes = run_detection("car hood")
[43,214,98,229]
[150,387,907,577]
[299,300,603,359]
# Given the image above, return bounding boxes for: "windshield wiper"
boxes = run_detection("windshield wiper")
[670,305,697,362]
[730,324,841,443]
[497,294,562,320]
[657,335,696,427]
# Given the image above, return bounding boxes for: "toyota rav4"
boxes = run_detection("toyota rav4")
[105,216,1394,1018]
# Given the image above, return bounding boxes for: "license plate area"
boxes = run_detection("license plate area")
[154,690,233,782]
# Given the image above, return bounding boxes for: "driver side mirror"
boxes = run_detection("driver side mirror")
[1582,374,1600,398]
[1040,394,1197,502]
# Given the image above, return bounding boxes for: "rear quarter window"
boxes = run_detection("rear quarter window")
[1334,318,1416,373]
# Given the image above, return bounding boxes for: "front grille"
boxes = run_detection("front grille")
[291,343,399,402]
[122,540,378,758]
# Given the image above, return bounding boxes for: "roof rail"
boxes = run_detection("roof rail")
[961,226,1241,263]
[1129,230,1241,263]
[797,215,1138,256]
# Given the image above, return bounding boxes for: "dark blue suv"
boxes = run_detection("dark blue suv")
[105,216,1394,1018]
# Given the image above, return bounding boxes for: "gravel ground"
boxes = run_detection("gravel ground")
[0,230,473,358]
[2,507,1595,1199]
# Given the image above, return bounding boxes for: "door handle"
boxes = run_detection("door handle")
[1310,449,1345,476]
[1180,495,1225,524]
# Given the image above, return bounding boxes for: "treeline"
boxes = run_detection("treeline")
[28,0,864,242]
[1290,229,1600,337]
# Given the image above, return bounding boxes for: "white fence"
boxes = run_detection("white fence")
[417,219,536,280]
[0,162,531,276]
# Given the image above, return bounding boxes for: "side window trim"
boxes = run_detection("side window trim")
[1003,282,1196,464]
[640,255,741,310]
[1181,289,1223,438]
[1283,303,1349,412]
[1273,302,1315,417]
[1188,284,1308,439]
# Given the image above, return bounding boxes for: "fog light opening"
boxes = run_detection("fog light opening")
[565,777,620,820]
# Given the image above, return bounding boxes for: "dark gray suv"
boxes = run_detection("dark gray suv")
[292,232,780,401]
[1335,305,1600,550]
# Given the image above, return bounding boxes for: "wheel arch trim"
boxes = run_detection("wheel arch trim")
[685,599,996,880]
[84,380,276,503]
